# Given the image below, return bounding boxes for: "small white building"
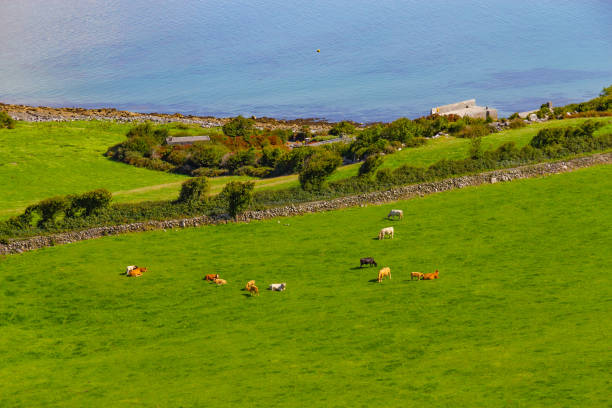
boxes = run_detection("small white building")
[165,136,211,145]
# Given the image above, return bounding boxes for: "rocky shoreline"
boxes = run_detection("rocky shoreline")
[0,102,335,132]
[1,152,610,256]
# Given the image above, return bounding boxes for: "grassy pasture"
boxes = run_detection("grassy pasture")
[1,118,611,217]
[1,165,610,407]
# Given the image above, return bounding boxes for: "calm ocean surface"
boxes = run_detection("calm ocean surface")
[1,0,611,121]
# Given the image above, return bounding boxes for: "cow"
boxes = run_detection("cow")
[377,267,391,283]
[268,283,286,291]
[360,257,377,267]
[205,274,219,281]
[127,267,147,277]
[410,272,424,280]
[422,270,439,280]
[245,280,256,291]
[248,285,259,296]
[378,227,394,240]
[387,209,404,220]
[213,278,227,285]
[126,265,138,275]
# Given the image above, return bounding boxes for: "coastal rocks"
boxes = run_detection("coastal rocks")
[0,103,335,132]
[1,152,610,256]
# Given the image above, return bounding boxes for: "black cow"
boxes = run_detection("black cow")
[360,257,377,267]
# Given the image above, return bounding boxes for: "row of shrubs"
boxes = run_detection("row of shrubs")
[2,121,609,242]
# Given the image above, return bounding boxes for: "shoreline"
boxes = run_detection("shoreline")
[0,102,337,132]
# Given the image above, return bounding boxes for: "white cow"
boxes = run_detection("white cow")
[387,209,403,220]
[378,227,394,240]
[268,283,287,291]
[125,265,138,275]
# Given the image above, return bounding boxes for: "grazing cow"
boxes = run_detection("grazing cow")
[410,272,424,280]
[360,257,377,267]
[377,267,391,283]
[205,273,219,281]
[213,278,227,285]
[248,285,259,296]
[422,270,439,280]
[378,227,394,240]
[387,209,404,220]
[127,267,147,277]
[245,280,256,291]
[268,283,286,291]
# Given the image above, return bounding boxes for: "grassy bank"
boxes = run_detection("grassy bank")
[1,165,610,407]
[2,118,611,217]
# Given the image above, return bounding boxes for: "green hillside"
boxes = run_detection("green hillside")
[1,118,611,218]
[1,165,610,407]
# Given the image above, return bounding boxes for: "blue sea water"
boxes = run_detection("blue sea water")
[1,0,611,121]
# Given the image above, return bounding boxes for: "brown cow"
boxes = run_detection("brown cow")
[410,272,424,280]
[245,280,256,291]
[205,274,219,281]
[377,267,391,283]
[422,270,439,280]
[127,267,147,277]
[248,285,259,296]
[213,278,227,285]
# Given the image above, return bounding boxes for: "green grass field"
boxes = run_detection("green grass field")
[2,118,611,218]
[1,165,610,407]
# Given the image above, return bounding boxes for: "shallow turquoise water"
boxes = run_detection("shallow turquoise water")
[1,0,610,121]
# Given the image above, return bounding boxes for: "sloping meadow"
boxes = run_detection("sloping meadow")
[1,165,611,407]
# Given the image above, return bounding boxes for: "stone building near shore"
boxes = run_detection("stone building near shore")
[431,99,497,120]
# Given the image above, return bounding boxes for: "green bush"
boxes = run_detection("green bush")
[191,167,228,177]
[221,181,255,219]
[222,115,254,139]
[234,165,273,178]
[225,148,257,172]
[508,118,526,129]
[456,123,491,139]
[358,154,384,177]
[188,143,228,168]
[329,121,356,137]
[260,146,284,168]
[298,150,342,191]
[0,111,16,129]
[35,196,70,226]
[67,189,112,217]
[177,177,210,205]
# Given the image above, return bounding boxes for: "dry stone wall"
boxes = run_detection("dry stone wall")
[2,153,610,255]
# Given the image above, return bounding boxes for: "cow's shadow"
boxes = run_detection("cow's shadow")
[368,278,379,283]
[349,266,366,270]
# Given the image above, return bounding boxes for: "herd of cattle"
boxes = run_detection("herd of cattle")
[124,208,440,293]
[368,209,440,282]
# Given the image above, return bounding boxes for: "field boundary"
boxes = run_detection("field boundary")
[2,152,610,255]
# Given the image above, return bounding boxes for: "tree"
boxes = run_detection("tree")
[222,115,255,139]
[298,149,342,191]
[221,181,255,219]
[329,121,356,137]
[358,154,384,177]
[177,177,210,205]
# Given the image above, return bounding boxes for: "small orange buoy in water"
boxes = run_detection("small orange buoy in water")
[316,49,320,53]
